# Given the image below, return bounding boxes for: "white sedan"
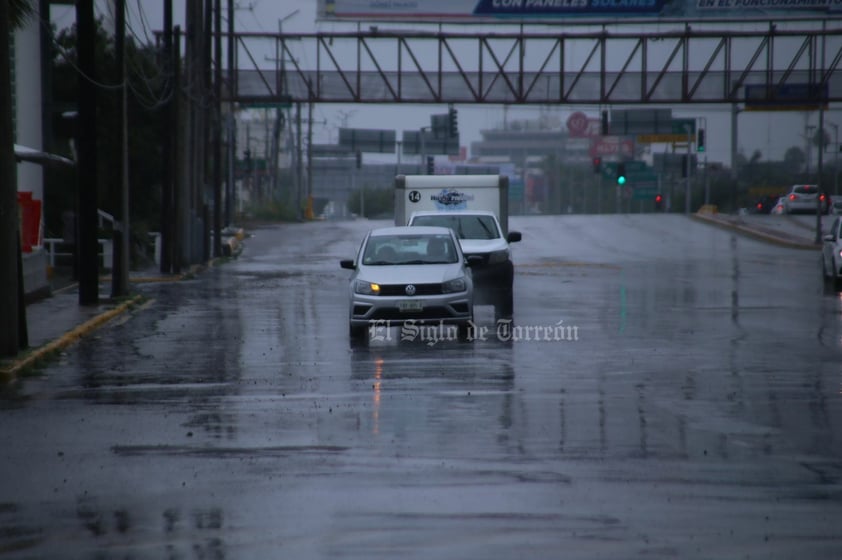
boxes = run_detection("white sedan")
[822,216,842,292]
[340,226,479,342]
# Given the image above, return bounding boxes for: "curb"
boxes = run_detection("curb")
[0,294,145,383]
[691,213,820,250]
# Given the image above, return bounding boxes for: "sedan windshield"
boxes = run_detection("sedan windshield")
[411,214,500,240]
[362,234,459,265]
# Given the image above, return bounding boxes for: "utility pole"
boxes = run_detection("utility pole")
[160,0,172,273]
[296,102,303,219]
[816,20,827,245]
[816,105,825,244]
[173,26,183,273]
[307,101,313,219]
[685,124,692,214]
[77,0,99,305]
[731,104,740,212]
[212,0,222,257]
[0,0,23,355]
[112,0,130,297]
[226,0,235,226]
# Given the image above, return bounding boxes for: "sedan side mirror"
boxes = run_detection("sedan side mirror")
[507,231,522,243]
[340,259,355,270]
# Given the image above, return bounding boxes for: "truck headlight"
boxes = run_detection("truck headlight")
[487,249,510,264]
[442,277,467,293]
[355,281,380,295]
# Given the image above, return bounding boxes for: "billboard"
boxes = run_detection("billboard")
[318,0,842,23]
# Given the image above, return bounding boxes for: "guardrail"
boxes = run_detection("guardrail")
[44,233,163,269]
[43,238,112,268]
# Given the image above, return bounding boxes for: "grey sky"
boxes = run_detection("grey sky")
[50,0,839,167]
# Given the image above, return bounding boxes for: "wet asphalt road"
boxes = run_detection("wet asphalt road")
[1,214,841,559]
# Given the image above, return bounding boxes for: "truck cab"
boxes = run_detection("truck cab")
[407,210,521,321]
[395,174,521,322]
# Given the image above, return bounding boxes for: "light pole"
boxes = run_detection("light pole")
[828,121,839,195]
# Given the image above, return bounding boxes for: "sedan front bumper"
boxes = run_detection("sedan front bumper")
[349,292,473,327]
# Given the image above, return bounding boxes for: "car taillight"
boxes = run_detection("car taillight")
[789,194,797,201]
[756,203,762,209]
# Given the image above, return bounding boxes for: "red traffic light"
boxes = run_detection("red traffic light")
[592,157,602,174]
[655,194,663,203]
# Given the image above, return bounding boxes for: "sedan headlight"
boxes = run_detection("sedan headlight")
[442,276,467,293]
[487,249,510,264]
[355,280,380,295]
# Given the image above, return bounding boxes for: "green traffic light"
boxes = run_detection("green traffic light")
[617,176,626,185]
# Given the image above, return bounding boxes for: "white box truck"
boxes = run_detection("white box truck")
[395,174,521,321]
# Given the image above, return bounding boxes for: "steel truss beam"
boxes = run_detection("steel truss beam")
[225,25,842,106]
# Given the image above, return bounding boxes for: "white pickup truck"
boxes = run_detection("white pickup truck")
[395,175,521,321]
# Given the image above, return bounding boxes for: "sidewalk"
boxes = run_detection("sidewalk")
[1,228,246,381]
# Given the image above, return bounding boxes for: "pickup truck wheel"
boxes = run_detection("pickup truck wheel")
[494,289,514,322]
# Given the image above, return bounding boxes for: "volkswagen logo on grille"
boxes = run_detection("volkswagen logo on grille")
[405,284,416,296]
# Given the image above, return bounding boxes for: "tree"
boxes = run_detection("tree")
[46,18,168,262]
[784,146,807,172]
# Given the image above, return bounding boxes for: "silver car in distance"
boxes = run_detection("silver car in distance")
[340,226,479,342]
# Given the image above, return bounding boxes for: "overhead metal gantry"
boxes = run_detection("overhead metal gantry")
[224,23,842,106]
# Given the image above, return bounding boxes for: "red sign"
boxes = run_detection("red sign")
[566,111,588,135]
[566,112,602,138]
[589,137,634,158]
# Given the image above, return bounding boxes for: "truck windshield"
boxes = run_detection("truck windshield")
[411,215,500,240]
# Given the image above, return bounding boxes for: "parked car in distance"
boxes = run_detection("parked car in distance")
[783,184,829,214]
[340,226,479,342]
[771,197,786,215]
[830,195,842,215]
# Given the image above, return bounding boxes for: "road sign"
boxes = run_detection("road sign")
[589,136,635,158]
[633,184,659,200]
[630,171,659,200]
[339,128,396,153]
[610,109,672,135]
[402,130,459,155]
[637,119,696,143]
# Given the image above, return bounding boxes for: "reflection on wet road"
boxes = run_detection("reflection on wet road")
[1,215,841,559]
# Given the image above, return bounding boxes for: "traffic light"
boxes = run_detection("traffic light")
[448,107,458,138]
[426,155,434,174]
[697,129,706,152]
[601,110,609,135]
[616,162,626,185]
[654,193,664,211]
[592,157,602,174]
